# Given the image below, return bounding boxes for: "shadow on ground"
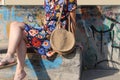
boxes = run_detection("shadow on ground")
[81,69,119,80]
[27,48,50,80]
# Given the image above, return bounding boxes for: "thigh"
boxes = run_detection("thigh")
[23,24,51,55]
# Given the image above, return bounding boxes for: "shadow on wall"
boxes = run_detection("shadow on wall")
[77,5,120,70]
[76,5,120,80]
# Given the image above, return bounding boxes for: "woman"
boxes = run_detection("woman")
[0,0,77,80]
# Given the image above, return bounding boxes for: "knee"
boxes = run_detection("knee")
[10,21,19,27]
[10,21,25,29]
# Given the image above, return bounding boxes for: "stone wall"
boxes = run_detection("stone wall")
[0,6,45,42]
[0,5,120,70]
[77,6,120,69]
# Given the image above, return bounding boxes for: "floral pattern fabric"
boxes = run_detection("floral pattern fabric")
[24,0,77,56]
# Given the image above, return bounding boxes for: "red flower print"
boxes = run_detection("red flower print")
[46,51,54,57]
[44,25,48,31]
[29,29,39,36]
[55,4,60,11]
[44,42,48,46]
[37,35,43,39]
[46,28,52,34]
[26,43,31,48]
[31,37,41,48]
[42,40,50,49]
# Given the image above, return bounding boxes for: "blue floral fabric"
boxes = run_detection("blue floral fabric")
[24,0,77,56]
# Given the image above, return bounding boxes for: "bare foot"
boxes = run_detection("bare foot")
[14,70,26,80]
[0,55,16,66]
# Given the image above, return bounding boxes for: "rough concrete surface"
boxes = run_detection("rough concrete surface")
[46,48,82,80]
[28,47,82,80]
[0,54,38,80]
[0,41,82,80]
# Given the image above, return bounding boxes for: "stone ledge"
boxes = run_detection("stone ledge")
[0,41,8,51]
[28,47,82,80]
[0,47,82,80]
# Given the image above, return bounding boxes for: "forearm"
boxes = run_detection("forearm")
[70,10,76,26]
[70,10,76,35]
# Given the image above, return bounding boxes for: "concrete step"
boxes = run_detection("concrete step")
[47,48,82,80]
[81,69,120,80]
[28,47,82,80]
[0,41,8,51]
[0,47,82,80]
[0,54,38,80]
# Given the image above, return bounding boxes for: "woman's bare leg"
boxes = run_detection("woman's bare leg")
[0,21,27,79]
[0,21,25,59]
[7,21,25,57]
[14,39,27,80]
[0,21,25,64]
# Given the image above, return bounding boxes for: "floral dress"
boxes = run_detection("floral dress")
[24,0,77,57]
